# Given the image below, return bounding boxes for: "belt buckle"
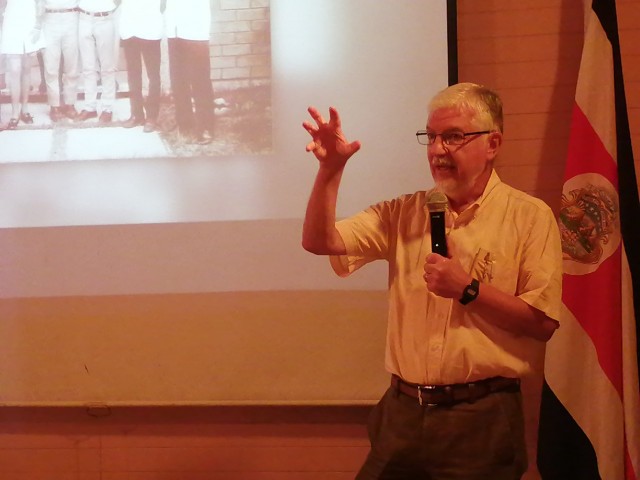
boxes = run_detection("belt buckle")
[417,384,436,406]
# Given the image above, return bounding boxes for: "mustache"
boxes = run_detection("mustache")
[430,157,455,168]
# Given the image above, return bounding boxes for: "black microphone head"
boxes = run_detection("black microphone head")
[426,191,448,213]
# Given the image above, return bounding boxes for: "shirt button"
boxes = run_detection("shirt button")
[430,344,441,353]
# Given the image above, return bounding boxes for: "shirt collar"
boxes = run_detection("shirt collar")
[478,169,502,205]
[426,169,502,229]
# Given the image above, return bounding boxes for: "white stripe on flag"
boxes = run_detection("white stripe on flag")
[545,303,625,479]
[621,246,640,476]
[575,5,616,159]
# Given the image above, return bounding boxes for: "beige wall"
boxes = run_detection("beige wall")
[0,2,638,479]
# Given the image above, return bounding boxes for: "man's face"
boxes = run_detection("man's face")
[426,107,501,201]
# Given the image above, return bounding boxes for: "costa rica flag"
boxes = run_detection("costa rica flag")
[536,0,640,479]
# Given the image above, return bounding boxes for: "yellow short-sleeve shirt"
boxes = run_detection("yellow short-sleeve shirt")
[331,170,562,385]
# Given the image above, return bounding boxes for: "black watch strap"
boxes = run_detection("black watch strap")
[459,278,480,305]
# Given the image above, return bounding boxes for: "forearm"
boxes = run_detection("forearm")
[470,281,559,342]
[302,166,346,255]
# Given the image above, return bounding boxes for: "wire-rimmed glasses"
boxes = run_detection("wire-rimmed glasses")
[416,130,492,146]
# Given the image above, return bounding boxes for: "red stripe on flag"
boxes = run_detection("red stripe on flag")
[627,452,636,480]
[563,250,623,395]
[565,104,618,188]
[562,104,624,396]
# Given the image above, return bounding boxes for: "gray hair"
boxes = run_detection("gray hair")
[428,82,504,133]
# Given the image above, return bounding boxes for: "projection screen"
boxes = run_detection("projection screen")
[0,0,455,406]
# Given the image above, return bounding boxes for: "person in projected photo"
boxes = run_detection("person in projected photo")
[76,0,120,124]
[118,0,163,133]
[301,82,562,480]
[0,0,5,126]
[164,0,214,145]
[0,0,44,130]
[36,0,81,122]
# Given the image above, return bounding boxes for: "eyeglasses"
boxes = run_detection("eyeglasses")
[416,130,492,146]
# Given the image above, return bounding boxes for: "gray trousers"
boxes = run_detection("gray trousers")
[43,11,80,107]
[78,11,118,111]
[356,386,528,480]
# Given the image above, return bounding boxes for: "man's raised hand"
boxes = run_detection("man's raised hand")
[302,106,361,168]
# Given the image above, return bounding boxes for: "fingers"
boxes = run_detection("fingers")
[348,139,362,155]
[307,106,326,126]
[329,106,340,128]
[302,120,316,135]
[423,254,438,279]
[423,264,437,287]
[303,107,323,153]
[307,105,342,128]
[423,253,448,283]
[426,253,445,264]
[303,106,338,155]
[302,106,329,144]
[305,141,316,153]
[303,106,360,158]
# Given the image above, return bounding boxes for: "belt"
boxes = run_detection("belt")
[78,8,113,17]
[46,7,78,13]
[391,374,520,407]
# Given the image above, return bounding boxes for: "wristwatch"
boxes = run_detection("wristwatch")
[459,278,480,305]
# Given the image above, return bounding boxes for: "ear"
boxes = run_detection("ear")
[486,131,503,159]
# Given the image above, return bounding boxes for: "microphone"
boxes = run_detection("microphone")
[426,191,448,257]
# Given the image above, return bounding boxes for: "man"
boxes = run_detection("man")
[0,0,44,129]
[118,0,164,133]
[36,0,80,122]
[76,0,119,123]
[164,0,214,144]
[301,83,563,479]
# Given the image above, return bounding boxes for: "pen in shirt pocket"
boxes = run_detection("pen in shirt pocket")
[471,248,495,283]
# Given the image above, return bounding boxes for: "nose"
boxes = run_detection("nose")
[428,135,449,154]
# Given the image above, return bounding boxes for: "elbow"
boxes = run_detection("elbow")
[302,240,321,255]
[534,317,560,342]
[522,305,560,342]
[301,237,330,255]
[302,228,345,256]
[301,227,323,254]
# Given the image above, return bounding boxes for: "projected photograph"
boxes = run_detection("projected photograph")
[0,0,272,164]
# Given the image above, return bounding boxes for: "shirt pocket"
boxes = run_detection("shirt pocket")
[470,248,518,294]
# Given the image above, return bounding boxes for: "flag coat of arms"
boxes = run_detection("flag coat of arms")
[537,0,640,479]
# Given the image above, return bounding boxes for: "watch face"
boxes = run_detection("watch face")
[459,278,479,305]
